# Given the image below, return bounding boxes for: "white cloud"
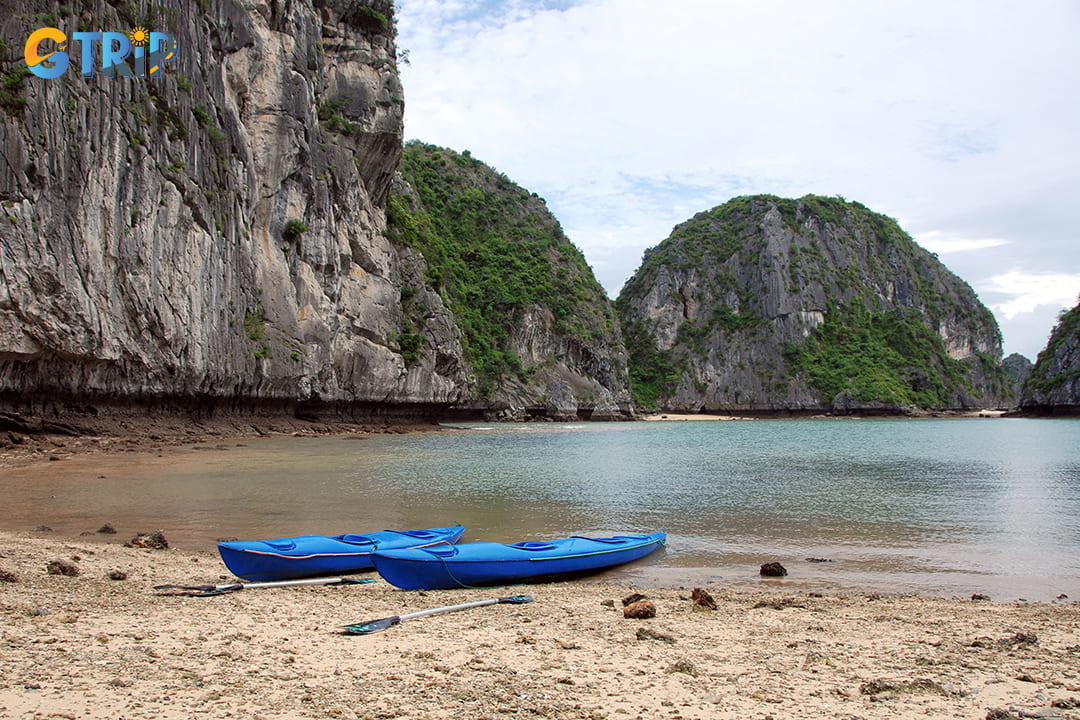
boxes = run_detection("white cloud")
[983,271,1080,320]
[915,232,1010,255]
[395,0,1080,359]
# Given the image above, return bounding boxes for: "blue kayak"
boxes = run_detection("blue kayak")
[371,532,666,590]
[217,525,465,581]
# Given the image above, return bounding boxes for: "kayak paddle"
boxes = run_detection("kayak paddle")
[341,595,534,635]
[154,576,375,596]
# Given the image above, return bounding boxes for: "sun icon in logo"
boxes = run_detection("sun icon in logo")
[129,27,150,46]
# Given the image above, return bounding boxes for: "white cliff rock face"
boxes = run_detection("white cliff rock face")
[496,304,628,421]
[0,0,466,419]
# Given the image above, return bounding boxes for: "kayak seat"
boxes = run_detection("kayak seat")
[420,545,460,558]
[570,536,640,543]
[262,539,298,551]
[398,529,438,538]
[336,535,377,546]
[511,542,559,551]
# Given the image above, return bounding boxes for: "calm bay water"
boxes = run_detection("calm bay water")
[2,418,1078,601]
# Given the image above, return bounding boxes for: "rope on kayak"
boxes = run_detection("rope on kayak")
[438,555,483,589]
[436,556,533,591]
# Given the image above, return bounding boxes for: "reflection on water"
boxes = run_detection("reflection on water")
[1,418,1078,601]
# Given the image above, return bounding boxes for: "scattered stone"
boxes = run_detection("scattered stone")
[97,523,117,534]
[30,607,50,616]
[107,569,128,581]
[0,569,19,582]
[127,531,169,550]
[621,592,648,606]
[600,599,615,608]
[802,651,833,669]
[972,593,991,601]
[33,525,53,532]
[754,597,805,610]
[1056,593,1069,600]
[861,678,952,698]
[986,709,1019,720]
[760,562,787,577]
[516,635,536,645]
[665,659,697,676]
[1002,632,1038,647]
[636,627,676,644]
[806,557,833,563]
[1052,698,1079,709]
[868,692,897,703]
[691,587,717,610]
[216,536,239,543]
[623,600,656,619]
[46,558,79,576]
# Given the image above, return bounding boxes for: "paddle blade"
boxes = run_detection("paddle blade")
[334,578,376,586]
[341,616,401,635]
[499,595,533,605]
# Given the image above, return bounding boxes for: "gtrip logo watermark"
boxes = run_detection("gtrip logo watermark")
[24,26,178,79]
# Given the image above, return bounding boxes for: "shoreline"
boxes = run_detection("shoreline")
[1,531,1078,719]
[0,406,1020,470]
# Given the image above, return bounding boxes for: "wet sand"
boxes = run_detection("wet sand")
[1,531,1078,720]
[0,417,447,471]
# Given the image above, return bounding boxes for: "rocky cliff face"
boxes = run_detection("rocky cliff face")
[617,195,1011,413]
[388,143,631,420]
[1020,302,1080,414]
[0,0,467,422]
[1003,352,1032,401]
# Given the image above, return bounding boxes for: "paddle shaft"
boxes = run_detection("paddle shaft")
[155,577,373,593]
[399,597,505,622]
[224,577,372,591]
[342,595,533,635]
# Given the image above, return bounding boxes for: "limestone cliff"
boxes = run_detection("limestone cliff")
[1003,352,1032,401]
[1020,302,1080,414]
[387,142,631,420]
[0,0,467,422]
[616,195,1011,413]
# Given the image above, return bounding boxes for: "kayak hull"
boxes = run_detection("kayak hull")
[371,532,666,590]
[217,525,465,581]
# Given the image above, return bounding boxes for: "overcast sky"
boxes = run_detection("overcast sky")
[394,0,1080,360]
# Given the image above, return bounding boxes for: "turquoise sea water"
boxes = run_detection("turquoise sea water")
[2,418,1078,601]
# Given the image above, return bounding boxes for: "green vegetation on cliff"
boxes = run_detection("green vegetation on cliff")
[619,315,680,409]
[387,142,618,397]
[784,304,968,407]
[1023,302,1080,398]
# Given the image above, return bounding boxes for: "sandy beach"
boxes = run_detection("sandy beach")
[1,531,1078,720]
